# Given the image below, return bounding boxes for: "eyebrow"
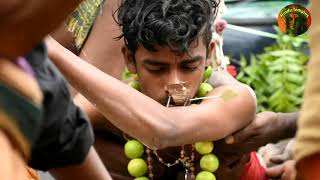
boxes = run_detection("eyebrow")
[181,55,204,64]
[144,59,168,66]
[144,55,204,66]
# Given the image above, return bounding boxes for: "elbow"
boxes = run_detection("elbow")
[241,84,257,123]
[143,134,167,150]
[144,126,177,150]
[243,84,257,106]
[142,116,178,150]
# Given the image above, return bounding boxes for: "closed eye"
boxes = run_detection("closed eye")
[181,61,201,71]
[145,65,167,72]
[144,59,169,73]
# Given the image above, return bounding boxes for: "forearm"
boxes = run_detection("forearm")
[48,40,255,149]
[74,93,105,126]
[0,0,82,59]
[49,42,173,149]
[74,93,125,140]
[50,147,112,180]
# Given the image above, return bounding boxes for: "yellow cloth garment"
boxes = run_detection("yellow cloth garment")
[66,0,105,50]
[294,0,320,162]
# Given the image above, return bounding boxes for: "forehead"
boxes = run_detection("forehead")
[135,39,207,63]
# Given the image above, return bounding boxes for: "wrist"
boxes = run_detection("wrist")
[276,112,298,140]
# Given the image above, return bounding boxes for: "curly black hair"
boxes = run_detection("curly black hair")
[115,0,220,54]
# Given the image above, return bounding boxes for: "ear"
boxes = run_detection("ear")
[122,46,137,74]
[205,41,215,67]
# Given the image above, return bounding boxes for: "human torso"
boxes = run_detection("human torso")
[94,120,250,180]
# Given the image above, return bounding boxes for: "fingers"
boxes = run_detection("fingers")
[266,164,285,177]
[282,171,296,180]
[270,153,291,165]
[226,125,254,145]
[281,161,296,180]
[266,160,296,180]
[270,155,285,164]
[263,144,285,167]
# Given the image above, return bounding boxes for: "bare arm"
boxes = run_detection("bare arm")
[49,147,112,180]
[0,0,82,59]
[72,0,125,126]
[208,69,257,101]
[47,38,256,149]
[208,70,240,87]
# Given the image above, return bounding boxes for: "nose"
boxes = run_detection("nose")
[167,70,181,85]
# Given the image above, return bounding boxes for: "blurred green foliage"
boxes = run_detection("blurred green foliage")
[237,27,309,112]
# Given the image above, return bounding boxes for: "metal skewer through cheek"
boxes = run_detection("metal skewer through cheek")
[166,95,171,107]
[189,95,221,102]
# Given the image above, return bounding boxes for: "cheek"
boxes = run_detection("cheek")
[187,74,203,98]
[139,77,166,102]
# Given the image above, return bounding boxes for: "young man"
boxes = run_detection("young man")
[47,0,263,179]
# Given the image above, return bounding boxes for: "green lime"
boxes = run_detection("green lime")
[195,171,216,180]
[124,140,144,159]
[127,158,148,177]
[203,66,213,81]
[134,177,150,180]
[129,80,140,91]
[132,74,139,81]
[200,154,219,172]
[195,141,214,155]
[197,83,213,97]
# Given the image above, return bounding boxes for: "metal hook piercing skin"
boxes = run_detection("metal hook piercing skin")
[189,95,221,102]
[166,95,172,107]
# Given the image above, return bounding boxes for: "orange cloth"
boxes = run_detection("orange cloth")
[296,153,320,179]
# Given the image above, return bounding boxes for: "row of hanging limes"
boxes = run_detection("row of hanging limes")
[124,140,149,179]
[125,66,219,180]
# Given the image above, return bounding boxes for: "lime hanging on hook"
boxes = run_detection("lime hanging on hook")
[203,66,213,82]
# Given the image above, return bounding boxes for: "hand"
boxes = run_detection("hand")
[266,160,296,180]
[259,138,294,168]
[216,111,283,155]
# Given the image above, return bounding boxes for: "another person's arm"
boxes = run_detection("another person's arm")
[47,37,256,149]
[49,147,112,180]
[217,111,298,155]
[0,0,83,59]
[51,0,125,127]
